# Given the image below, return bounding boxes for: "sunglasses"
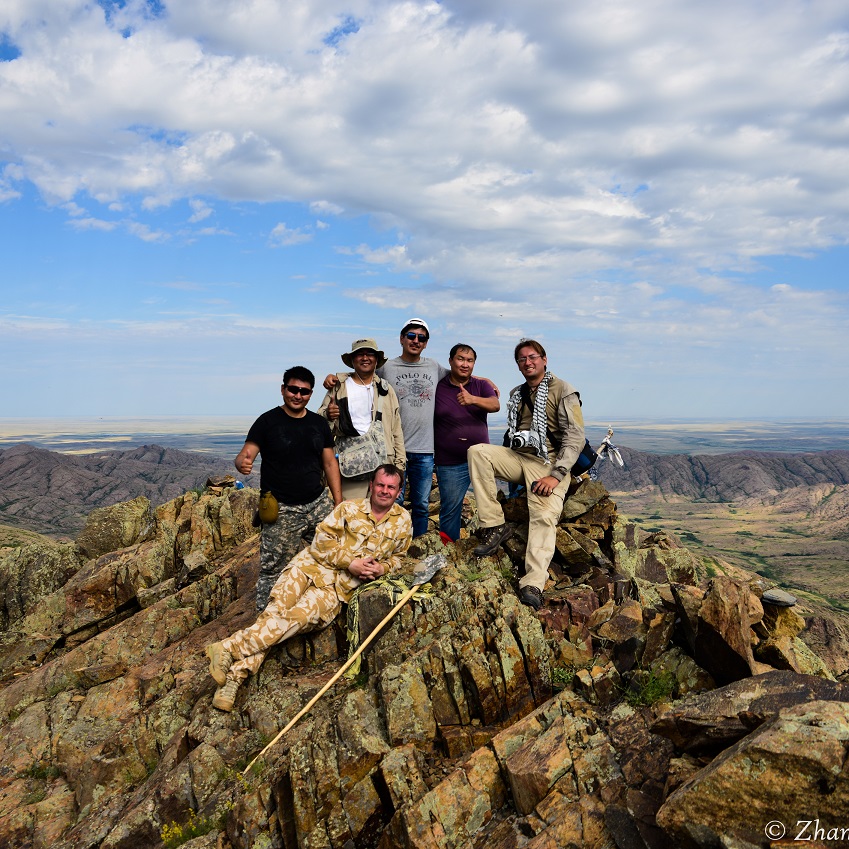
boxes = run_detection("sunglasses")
[284,385,313,396]
[516,355,542,364]
[404,332,428,342]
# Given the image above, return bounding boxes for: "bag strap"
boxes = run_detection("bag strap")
[373,379,384,422]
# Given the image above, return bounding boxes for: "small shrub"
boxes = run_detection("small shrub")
[25,762,61,781]
[217,764,256,792]
[161,810,223,849]
[624,670,675,707]
[551,667,575,689]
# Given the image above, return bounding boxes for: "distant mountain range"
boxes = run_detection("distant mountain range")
[3,442,849,540]
[595,447,849,501]
[0,443,256,537]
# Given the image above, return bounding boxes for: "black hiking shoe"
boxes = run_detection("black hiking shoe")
[519,585,543,610]
[473,523,514,557]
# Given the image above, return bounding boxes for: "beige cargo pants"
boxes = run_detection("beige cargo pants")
[468,443,570,591]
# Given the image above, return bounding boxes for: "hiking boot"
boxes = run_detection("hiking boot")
[205,642,233,686]
[519,585,543,610]
[212,678,240,712]
[473,523,514,557]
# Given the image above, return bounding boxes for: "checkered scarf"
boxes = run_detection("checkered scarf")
[506,372,553,462]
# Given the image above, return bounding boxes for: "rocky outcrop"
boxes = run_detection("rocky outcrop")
[657,699,849,848]
[650,670,849,753]
[75,496,154,559]
[0,443,256,537]
[0,539,84,630]
[597,447,849,501]
[0,478,846,849]
[0,485,258,684]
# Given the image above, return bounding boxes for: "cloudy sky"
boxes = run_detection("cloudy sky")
[1,0,848,420]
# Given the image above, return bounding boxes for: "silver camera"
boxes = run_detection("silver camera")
[510,430,532,449]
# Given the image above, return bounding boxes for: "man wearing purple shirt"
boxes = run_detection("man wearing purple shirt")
[435,344,500,540]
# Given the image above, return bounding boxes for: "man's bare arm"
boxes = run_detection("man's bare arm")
[456,386,500,411]
[234,441,260,475]
[322,446,344,505]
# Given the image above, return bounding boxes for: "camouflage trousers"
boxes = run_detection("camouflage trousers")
[222,561,341,682]
[256,489,335,611]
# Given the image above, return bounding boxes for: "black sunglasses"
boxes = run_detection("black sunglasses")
[284,385,313,396]
[404,332,427,342]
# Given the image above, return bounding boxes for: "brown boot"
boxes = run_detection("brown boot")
[205,642,233,686]
[212,678,240,712]
[473,523,514,557]
[519,585,543,610]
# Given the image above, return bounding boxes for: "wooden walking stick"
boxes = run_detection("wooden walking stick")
[243,554,445,774]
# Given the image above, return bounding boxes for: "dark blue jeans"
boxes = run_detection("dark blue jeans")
[436,463,470,541]
[398,452,435,537]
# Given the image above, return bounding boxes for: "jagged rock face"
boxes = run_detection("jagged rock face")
[656,699,849,849]
[0,539,84,630]
[0,486,258,683]
[0,443,255,537]
[650,670,849,754]
[75,496,154,559]
[597,447,849,501]
[0,480,844,849]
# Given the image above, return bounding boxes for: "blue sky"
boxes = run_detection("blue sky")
[1,0,848,420]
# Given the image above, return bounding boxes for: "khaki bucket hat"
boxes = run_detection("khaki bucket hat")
[341,338,387,369]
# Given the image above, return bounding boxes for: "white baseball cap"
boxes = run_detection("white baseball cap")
[401,317,430,336]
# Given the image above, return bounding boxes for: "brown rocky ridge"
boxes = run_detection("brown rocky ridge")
[0,476,848,848]
[0,443,255,538]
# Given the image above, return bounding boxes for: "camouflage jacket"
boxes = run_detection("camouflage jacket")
[294,498,412,603]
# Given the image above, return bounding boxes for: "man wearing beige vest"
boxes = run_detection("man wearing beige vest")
[468,339,585,611]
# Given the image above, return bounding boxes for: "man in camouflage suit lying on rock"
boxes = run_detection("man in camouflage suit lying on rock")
[205,464,412,712]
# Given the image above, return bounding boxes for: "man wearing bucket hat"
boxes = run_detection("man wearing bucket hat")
[325,319,497,537]
[235,366,343,611]
[318,338,406,500]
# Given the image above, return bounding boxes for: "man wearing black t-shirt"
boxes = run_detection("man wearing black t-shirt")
[235,366,343,610]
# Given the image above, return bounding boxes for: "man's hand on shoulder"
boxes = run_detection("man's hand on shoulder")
[323,373,341,391]
[474,375,500,398]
